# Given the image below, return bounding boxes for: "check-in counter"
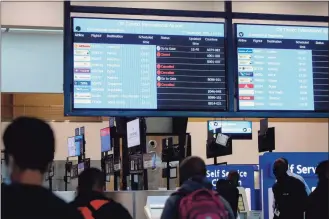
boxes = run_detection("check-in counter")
[104,190,174,219]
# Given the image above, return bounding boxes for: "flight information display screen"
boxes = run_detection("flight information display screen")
[236,24,328,111]
[72,18,226,111]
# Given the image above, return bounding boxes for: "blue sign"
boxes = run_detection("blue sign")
[260,152,328,219]
[206,164,256,210]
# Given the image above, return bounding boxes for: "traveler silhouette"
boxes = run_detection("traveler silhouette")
[1,117,83,219]
[272,158,307,219]
[281,158,311,194]
[305,160,328,219]
[161,156,235,219]
[272,158,311,213]
[216,171,239,218]
[70,167,132,219]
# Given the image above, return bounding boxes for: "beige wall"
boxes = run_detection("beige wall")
[188,121,329,165]
[1,1,328,28]
[1,121,328,164]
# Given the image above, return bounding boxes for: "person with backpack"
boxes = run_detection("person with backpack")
[1,117,83,219]
[216,171,240,218]
[70,168,132,219]
[161,156,235,219]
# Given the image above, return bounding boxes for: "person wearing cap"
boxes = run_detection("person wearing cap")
[305,160,328,219]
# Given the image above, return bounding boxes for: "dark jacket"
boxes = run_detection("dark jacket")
[161,177,235,219]
[70,191,132,219]
[305,181,329,219]
[272,176,308,219]
[216,179,239,218]
[1,183,83,219]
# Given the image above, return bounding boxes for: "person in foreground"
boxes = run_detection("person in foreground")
[272,158,307,219]
[305,160,328,219]
[70,167,133,219]
[161,156,235,219]
[1,117,83,219]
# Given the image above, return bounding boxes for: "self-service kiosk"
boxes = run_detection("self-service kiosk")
[237,187,250,219]
[144,196,169,219]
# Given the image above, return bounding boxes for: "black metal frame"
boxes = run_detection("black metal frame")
[63,1,329,118]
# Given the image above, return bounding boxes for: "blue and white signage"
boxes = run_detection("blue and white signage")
[259,152,328,219]
[206,165,255,210]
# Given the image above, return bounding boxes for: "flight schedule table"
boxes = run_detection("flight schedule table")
[236,24,328,111]
[72,18,226,111]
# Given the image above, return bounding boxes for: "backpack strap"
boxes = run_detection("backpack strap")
[78,199,110,219]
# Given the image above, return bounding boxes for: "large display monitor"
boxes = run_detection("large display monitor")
[236,24,328,112]
[72,17,226,112]
[208,120,252,139]
[127,118,141,148]
[100,127,111,152]
[67,135,83,157]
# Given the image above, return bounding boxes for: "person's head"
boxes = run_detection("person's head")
[281,158,288,165]
[273,158,288,181]
[3,117,55,185]
[179,156,206,185]
[77,168,105,194]
[316,160,329,183]
[227,170,240,186]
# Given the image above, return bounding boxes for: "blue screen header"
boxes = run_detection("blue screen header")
[73,18,225,37]
[208,120,252,134]
[237,24,328,40]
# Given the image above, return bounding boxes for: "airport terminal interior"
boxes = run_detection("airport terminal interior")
[0,1,328,219]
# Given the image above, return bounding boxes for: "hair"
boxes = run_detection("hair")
[179,156,206,184]
[3,117,55,173]
[273,158,288,173]
[228,170,240,182]
[78,168,105,192]
[281,157,289,165]
[316,160,328,180]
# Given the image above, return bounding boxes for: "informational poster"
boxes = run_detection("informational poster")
[79,126,85,135]
[114,157,121,171]
[129,154,143,174]
[127,119,141,148]
[143,152,156,169]
[105,154,114,174]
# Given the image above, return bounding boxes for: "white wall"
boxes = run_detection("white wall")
[1,121,328,164]
[1,1,328,28]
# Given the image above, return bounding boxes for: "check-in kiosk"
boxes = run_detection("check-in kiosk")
[237,187,250,219]
[144,195,169,219]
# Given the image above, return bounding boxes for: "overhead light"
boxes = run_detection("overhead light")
[64,120,70,122]
[5,28,63,34]
[1,28,9,33]
[51,120,56,122]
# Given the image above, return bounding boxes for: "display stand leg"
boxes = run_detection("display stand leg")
[166,160,170,190]
[49,177,53,191]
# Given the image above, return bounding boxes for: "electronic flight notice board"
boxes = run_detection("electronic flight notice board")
[72,18,226,111]
[236,24,328,112]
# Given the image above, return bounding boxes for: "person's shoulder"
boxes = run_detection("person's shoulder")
[100,199,132,219]
[290,172,305,181]
[289,175,305,186]
[43,191,83,219]
[272,181,279,188]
